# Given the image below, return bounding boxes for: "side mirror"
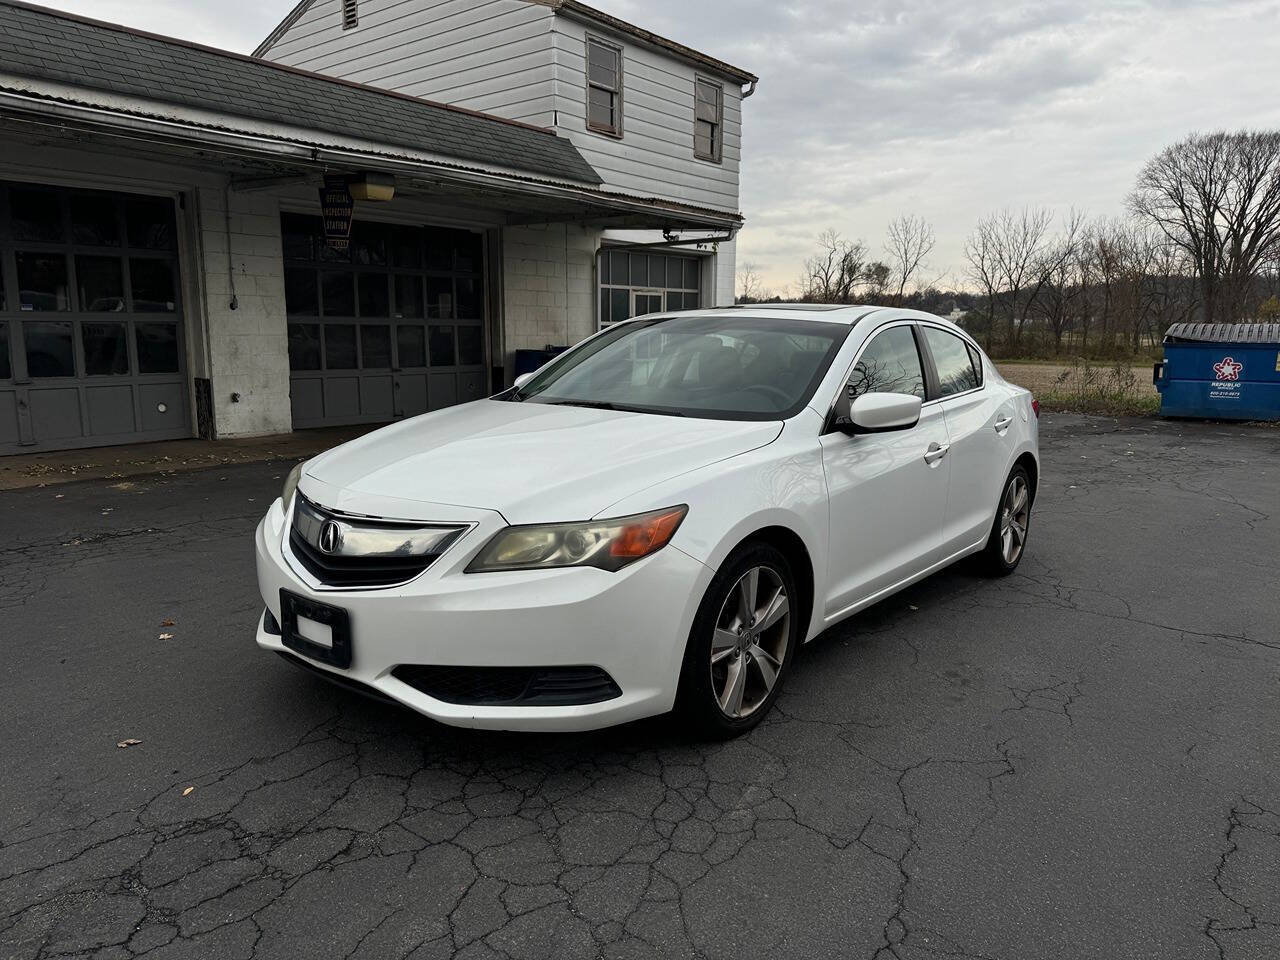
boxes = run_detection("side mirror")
[513,371,536,390]
[834,390,922,434]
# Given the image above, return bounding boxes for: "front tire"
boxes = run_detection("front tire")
[979,464,1033,576]
[675,542,799,739]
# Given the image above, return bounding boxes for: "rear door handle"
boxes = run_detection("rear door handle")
[924,442,950,464]
[994,416,1013,432]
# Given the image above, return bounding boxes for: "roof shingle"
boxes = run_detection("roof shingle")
[0,0,602,186]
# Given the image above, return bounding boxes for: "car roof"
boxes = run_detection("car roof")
[625,304,966,331]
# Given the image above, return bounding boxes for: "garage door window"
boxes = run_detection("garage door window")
[135,322,180,374]
[83,322,129,376]
[16,253,70,311]
[598,250,701,327]
[77,256,125,312]
[130,259,176,312]
[11,188,64,243]
[71,194,120,247]
[25,321,74,377]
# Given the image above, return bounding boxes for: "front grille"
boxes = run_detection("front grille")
[392,665,622,707]
[288,495,465,589]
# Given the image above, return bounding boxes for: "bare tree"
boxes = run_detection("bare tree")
[992,207,1055,350]
[1130,130,1280,322]
[1031,215,1087,353]
[884,215,936,305]
[798,229,869,303]
[963,218,1001,350]
[737,261,766,303]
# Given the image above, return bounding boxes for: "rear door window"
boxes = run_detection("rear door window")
[923,327,979,397]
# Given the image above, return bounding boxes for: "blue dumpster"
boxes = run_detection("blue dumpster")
[513,345,570,379]
[1153,323,1280,420]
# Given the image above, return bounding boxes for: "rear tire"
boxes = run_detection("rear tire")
[979,464,1033,576]
[675,542,799,739]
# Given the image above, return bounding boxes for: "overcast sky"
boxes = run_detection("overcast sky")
[37,0,1280,293]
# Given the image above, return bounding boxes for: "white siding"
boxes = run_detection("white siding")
[550,17,743,213]
[261,0,559,127]
[258,1,748,215]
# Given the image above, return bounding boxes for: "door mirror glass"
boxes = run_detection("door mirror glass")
[840,391,922,434]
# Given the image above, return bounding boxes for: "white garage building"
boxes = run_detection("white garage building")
[0,0,755,453]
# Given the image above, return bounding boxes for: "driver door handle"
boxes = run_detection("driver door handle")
[994,416,1013,432]
[923,442,950,464]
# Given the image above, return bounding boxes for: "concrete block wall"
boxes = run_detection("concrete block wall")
[196,186,292,438]
[501,223,601,374]
[713,238,737,307]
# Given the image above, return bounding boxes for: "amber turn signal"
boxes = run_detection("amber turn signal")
[610,506,688,558]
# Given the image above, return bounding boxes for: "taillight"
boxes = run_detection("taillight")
[1031,398,1040,418]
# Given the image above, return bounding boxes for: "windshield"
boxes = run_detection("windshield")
[511,315,850,420]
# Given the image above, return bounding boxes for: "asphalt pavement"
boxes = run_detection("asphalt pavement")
[1,414,1277,960]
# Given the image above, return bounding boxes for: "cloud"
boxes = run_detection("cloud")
[33,0,1280,291]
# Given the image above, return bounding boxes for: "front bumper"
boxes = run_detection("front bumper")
[254,498,713,731]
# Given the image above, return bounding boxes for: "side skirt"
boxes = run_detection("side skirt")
[813,535,988,636]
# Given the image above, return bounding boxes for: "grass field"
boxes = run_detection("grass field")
[997,362,1158,397]
[997,360,1160,415]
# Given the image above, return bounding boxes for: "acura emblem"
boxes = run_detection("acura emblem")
[318,520,342,555]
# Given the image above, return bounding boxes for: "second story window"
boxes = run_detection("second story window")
[586,38,623,137]
[342,0,358,30]
[694,78,723,162]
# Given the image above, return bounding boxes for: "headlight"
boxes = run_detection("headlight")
[281,463,304,508]
[466,505,688,573]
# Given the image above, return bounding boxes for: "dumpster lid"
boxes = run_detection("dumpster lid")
[1164,322,1280,345]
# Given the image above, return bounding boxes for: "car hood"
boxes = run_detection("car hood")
[301,399,783,524]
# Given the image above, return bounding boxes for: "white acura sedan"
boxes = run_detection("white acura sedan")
[255,305,1038,737]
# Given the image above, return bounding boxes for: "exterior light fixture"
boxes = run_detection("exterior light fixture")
[348,172,396,202]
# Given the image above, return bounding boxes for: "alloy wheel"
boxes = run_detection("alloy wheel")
[1000,475,1031,565]
[710,565,790,719]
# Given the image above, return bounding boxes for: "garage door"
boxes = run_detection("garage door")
[0,181,189,455]
[282,214,488,428]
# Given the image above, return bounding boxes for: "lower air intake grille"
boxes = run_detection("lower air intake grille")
[392,665,622,706]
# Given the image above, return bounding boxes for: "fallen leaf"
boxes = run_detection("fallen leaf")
[182,787,195,797]
[161,618,175,627]
[117,739,142,749]
[158,633,175,640]
[909,605,919,611]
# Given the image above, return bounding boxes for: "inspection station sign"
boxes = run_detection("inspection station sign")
[319,175,354,251]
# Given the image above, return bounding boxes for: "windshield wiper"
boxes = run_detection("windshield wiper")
[544,399,684,417]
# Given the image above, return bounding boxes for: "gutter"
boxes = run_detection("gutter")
[553,0,758,85]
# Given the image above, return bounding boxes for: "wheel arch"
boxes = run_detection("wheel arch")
[1014,451,1039,503]
[722,525,817,644]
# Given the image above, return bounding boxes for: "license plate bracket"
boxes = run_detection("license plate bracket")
[280,589,352,669]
